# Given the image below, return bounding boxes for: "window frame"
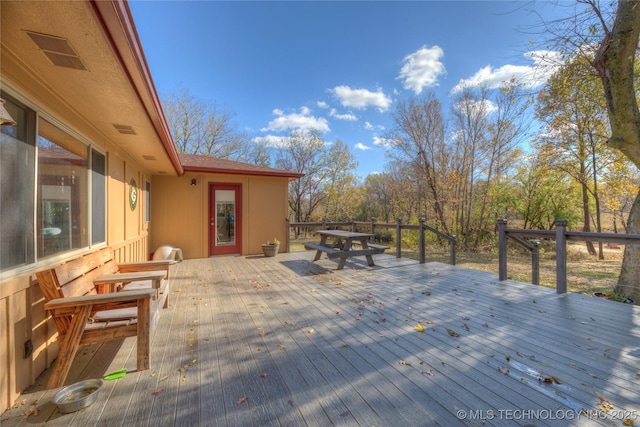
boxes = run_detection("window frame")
[0,87,108,279]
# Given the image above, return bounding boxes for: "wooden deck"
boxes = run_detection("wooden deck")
[2,252,639,426]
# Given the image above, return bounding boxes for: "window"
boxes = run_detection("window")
[0,93,107,272]
[144,180,151,223]
[0,96,36,270]
[37,118,89,258]
[91,150,106,244]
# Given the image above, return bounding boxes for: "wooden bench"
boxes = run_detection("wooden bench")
[35,247,171,389]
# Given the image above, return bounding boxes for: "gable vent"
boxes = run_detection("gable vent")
[26,31,87,71]
[113,124,137,135]
[142,155,157,161]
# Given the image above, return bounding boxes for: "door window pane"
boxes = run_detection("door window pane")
[215,190,235,246]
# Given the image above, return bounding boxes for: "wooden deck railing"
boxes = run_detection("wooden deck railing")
[286,218,457,265]
[497,219,640,293]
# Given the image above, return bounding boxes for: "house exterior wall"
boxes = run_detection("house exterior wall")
[0,144,154,414]
[151,172,290,258]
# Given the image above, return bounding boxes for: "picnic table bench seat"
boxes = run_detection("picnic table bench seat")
[303,242,344,257]
[35,247,171,389]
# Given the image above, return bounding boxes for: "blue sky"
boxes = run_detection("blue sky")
[129,1,569,178]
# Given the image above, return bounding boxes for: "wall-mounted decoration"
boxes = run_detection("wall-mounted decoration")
[129,179,138,211]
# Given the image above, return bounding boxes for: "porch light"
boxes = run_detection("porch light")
[0,99,16,126]
[191,178,197,186]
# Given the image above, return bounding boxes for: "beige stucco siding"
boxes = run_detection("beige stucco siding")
[151,172,290,258]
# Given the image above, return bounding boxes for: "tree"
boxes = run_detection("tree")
[162,86,268,164]
[274,130,328,225]
[320,140,360,220]
[388,93,451,233]
[535,53,610,257]
[589,0,640,298]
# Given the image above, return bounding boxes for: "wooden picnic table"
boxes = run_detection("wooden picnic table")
[304,230,388,269]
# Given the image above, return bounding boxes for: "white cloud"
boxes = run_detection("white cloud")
[317,101,329,109]
[252,134,290,149]
[329,108,357,121]
[261,107,330,132]
[354,142,371,151]
[331,85,392,111]
[453,98,498,115]
[364,121,385,132]
[451,50,563,93]
[373,136,394,148]
[397,45,446,94]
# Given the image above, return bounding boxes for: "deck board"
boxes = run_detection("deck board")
[2,252,639,427]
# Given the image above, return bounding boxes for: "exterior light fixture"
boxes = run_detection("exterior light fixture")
[0,99,16,126]
[191,178,197,186]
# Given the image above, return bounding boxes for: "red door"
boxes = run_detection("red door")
[209,183,242,256]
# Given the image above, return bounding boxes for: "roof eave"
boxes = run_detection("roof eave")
[183,165,305,179]
[89,0,184,176]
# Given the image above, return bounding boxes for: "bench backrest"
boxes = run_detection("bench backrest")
[36,247,120,301]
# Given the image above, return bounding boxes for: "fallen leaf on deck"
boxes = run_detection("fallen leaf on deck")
[521,378,528,385]
[415,323,425,332]
[447,328,460,337]
[483,322,489,328]
[189,359,197,366]
[598,396,614,412]
[150,371,157,377]
[260,373,269,378]
[398,360,412,366]
[505,354,511,362]
[422,369,434,376]
[623,419,634,426]
[159,375,170,382]
[462,323,470,331]
[237,397,247,405]
[279,344,285,350]
[152,388,164,395]
[498,365,509,375]
[339,411,351,417]
[22,408,38,419]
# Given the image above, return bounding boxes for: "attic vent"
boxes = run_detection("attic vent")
[113,124,137,135]
[26,31,87,71]
[142,155,157,161]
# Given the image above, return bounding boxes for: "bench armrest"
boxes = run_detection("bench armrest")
[45,289,156,311]
[117,260,170,276]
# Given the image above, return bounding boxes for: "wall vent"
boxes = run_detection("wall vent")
[113,124,137,135]
[26,31,87,71]
[142,155,157,161]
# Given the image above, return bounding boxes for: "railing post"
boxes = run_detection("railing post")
[450,235,456,265]
[555,220,568,293]
[419,218,426,264]
[322,217,328,230]
[396,218,402,258]
[285,218,290,253]
[352,218,357,232]
[497,219,508,280]
[370,217,376,243]
[531,240,540,286]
